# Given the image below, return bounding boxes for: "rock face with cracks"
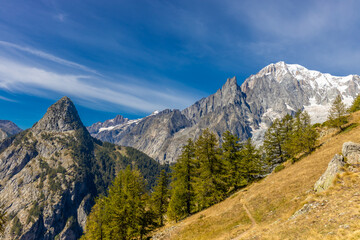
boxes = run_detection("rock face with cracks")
[342,141,360,164]
[314,154,345,193]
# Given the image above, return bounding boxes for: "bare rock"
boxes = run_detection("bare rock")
[342,142,360,164]
[77,194,93,231]
[32,96,83,133]
[314,154,345,193]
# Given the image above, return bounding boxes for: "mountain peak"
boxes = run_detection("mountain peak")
[33,96,84,133]
[221,76,239,94]
[224,76,237,86]
[0,120,22,135]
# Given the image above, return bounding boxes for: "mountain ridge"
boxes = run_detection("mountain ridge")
[89,62,360,163]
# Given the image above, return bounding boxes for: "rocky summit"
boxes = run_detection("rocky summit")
[0,120,22,141]
[0,97,163,240]
[88,62,360,164]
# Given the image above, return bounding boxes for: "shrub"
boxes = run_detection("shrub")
[274,164,285,173]
[11,216,22,236]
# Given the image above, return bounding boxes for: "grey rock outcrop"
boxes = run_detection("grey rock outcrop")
[87,115,128,135]
[89,62,360,164]
[314,154,345,192]
[32,96,83,133]
[342,142,360,164]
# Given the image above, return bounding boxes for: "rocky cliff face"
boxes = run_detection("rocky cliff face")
[0,97,163,240]
[89,62,360,164]
[87,115,128,135]
[0,120,22,141]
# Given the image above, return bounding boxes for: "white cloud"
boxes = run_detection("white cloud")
[0,58,198,112]
[0,95,16,102]
[0,40,101,75]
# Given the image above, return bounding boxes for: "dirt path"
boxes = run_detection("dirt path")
[232,201,257,240]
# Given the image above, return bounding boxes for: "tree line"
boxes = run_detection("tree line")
[80,93,360,239]
[263,110,318,165]
[81,129,263,239]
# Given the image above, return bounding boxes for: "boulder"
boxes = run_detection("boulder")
[342,142,360,164]
[314,154,345,193]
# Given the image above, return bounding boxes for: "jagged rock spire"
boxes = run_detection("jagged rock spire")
[221,76,239,97]
[32,96,84,133]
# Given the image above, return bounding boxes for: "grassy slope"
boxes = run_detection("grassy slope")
[153,111,360,240]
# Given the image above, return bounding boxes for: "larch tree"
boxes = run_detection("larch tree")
[194,129,226,210]
[81,198,106,240]
[327,95,348,130]
[240,138,263,182]
[151,169,170,226]
[263,117,290,165]
[167,139,196,221]
[81,167,155,240]
[349,94,360,113]
[221,131,246,190]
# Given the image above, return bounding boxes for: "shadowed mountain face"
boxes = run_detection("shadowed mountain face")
[0,120,22,141]
[88,62,360,164]
[0,97,163,240]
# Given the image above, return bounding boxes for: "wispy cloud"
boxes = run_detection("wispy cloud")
[0,95,16,102]
[0,57,199,112]
[0,40,101,75]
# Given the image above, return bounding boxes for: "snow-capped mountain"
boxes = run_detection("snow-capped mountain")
[88,62,360,164]
[87,111,160,143]
[242,61,360,143]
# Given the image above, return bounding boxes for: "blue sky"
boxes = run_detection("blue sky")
[0,0,360,129]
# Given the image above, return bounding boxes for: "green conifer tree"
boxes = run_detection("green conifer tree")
[327,95,348,130]
[82,167,155,240]
[151,169,170,226]
[221,131,246,190]
[349,94,360,113]
[167,139,196,221]
[167,184,188,222]
[297,111,318,153]
[240,138,263,182]
[81,198,105,240]
[194,129,226,210]
[263,117,290,165]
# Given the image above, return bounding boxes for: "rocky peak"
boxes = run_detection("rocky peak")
[217,77,241,102]
[87,114,128,134]
[0,120,22,141]
[255,61,293,82]
[33,96,84,133]
[112,114,126,123]
[182,76,245,123]
[221,76,238,92]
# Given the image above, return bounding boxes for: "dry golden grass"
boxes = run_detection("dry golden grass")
[154,111,360,240]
